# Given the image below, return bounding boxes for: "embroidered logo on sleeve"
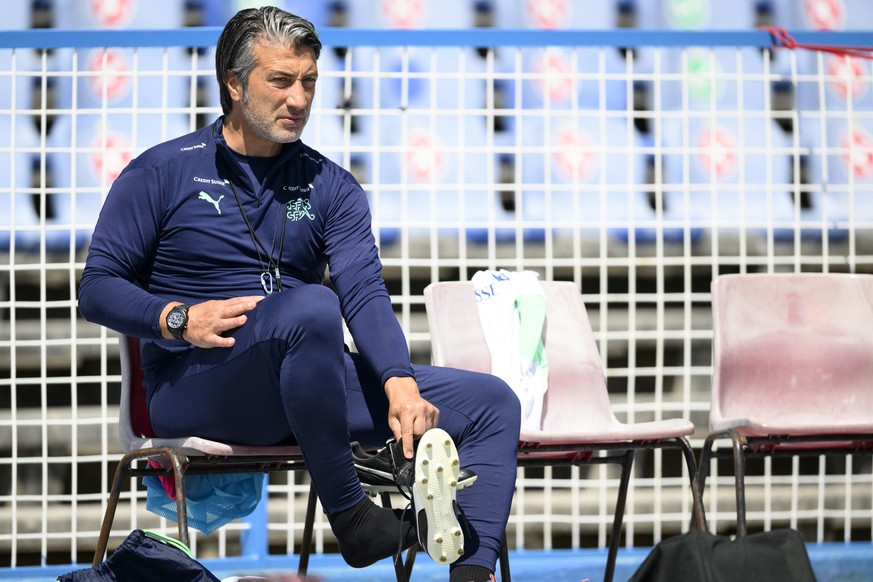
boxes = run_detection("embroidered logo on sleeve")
[198,191,224,215]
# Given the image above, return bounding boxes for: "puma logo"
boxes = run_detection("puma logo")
[198,191,224,214]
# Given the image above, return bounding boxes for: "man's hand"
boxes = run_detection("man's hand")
[384,376,439,459]
[160,296,263,348]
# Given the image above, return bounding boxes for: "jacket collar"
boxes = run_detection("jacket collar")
[211,115,304,177]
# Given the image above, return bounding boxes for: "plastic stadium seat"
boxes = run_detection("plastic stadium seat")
[0,115,41,252]
[189,45,222,119]
[513,46,631,112]
[345,44,493,116]
[197,0,335,27]
[648,0,796,92]
[44,113,192,253]
[657,46,791,113]
[479,1,646,129]
[92,336,313,572]
[790,0,873,31]
[654,0,794,29]
[823,118,873,189]
[699,272,873,537]
[652,0,795,117]
[796,117,873,241]
[659,116,795,244]
[196,0,242,27]
[788,1,873,117]
[56,46,194,112]
[0,6,69,119]
[519,115,687,247]
[52,0,188,28]
[794,52,873,114]
[310,44,348,112]
[424,279,705,582]
[365,113,513,249]
[0,112,83,255]
[50,1,195,111]
[94,335,422,581]
[339,45,496,157]
[481,0,650,111]
[280,0,333,27]
[0,57,39,118]
[488,0,650,114]
[345,0,472,28]
[2,0,36,29]
[490,0,619,29]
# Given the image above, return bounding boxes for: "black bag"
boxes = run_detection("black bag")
[58,529,221,581]
[629,528,817,582]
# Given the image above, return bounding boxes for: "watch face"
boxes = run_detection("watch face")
[167,310,186,329]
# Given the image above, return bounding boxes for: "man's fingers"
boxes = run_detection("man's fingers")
[205,334,236,348]
[221,296,263,316]
[402,429,415,459]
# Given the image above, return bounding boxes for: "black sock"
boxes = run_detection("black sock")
[326,497,417,568]
[450,564,493,582]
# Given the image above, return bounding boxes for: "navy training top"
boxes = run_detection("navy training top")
[78,117,414,387]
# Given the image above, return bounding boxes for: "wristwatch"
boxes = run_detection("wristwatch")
[166,304,190,341]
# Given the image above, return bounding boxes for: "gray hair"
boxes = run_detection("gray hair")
[215,6,322,115]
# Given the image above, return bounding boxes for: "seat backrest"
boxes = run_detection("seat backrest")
[424,280,617,433]
[118,335,156,450]
[710,273,873,429]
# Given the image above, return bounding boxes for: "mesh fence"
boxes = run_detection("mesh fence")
[1,14,872,570]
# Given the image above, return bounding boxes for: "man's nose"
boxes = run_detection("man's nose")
[285,81,308,108]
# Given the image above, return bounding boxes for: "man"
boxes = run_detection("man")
[78,7,520,582]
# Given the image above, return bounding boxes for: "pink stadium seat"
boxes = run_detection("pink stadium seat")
[92,336,315,573]
[94,336,422,581]
[700,272,873,536]
[424,279,705,582]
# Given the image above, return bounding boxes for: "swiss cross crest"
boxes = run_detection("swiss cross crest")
[804,0,845,31]
[841,128,873,180]
[696,125,737,179]
[405,131,445,183]
[525,0,569,30]
[90,0,135,28]
[91,131,133,184]
[86,48,131,103]
[553,128,596,182]
[533,49,574,105]
[381,0,424,29]
[827,55,869,102]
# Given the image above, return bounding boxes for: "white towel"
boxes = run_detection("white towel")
[471,269,549,431]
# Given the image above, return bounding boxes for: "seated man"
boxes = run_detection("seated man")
[77,6,520,582]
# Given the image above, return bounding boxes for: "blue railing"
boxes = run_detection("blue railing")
[0,27,871,49]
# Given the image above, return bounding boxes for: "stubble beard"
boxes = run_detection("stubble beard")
[241,97,308,145]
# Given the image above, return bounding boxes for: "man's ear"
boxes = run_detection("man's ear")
[225,70,243,103]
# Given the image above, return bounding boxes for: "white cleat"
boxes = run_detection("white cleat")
[412,428,465,565]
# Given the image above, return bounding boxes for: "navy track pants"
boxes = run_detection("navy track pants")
[146,284,521,570]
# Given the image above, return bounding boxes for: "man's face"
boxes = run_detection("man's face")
[232,41,317,148]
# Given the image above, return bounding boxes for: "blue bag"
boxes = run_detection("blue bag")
[58,529,221,581]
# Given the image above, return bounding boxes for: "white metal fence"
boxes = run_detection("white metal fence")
[1,23,873,571]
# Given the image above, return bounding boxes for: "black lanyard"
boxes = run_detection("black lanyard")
[218,155,286,294]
